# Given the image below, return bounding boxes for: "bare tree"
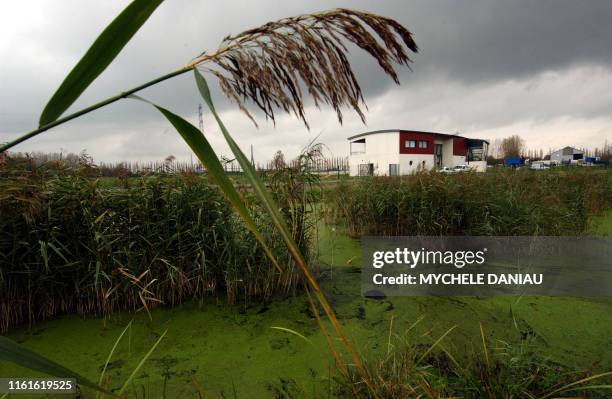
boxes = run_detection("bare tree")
[272,150,286,170]
[500,135,525,158]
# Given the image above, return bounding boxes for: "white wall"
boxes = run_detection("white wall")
[450,155,466,167]
[441,138,455,166]
[349,131,400,176]
[467,160,487,171]
[399,154,434,174]
[550,151,563,162]
[440,138,470,167]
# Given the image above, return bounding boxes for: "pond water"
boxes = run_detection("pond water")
[1,220,611,398]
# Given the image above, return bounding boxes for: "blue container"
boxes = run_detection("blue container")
[505,157,523,166]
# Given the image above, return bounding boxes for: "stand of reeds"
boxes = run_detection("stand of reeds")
[0,157,313,332]
[324,169,612,237]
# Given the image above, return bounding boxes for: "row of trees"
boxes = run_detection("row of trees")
[487,135,611,162]
[1,148,348,178]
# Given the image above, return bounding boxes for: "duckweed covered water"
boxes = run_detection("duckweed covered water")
[1,218,611,398]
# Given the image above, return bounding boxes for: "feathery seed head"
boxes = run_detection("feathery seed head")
[188,9,418,128]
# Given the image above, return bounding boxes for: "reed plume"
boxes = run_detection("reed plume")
[188,9,418,128]
[0,8,417,152]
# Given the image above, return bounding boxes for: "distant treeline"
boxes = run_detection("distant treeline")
[487,137,611,163]
[0,150,349,176]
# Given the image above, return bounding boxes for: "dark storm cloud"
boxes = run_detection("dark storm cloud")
[348,0,612,96]
[1,0,611,161]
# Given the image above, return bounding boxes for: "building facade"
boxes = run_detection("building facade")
[348,129,488,176]
[550,146,584,164]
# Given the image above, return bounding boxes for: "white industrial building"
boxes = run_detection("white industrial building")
[550,146,584,164]
[348,129,488,176]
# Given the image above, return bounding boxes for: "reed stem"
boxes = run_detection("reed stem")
[0,66,193,153]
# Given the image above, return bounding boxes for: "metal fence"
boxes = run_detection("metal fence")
[97,156,349,176]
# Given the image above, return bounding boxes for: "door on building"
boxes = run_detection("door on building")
[434,144,443,167]
[358,163,374,176]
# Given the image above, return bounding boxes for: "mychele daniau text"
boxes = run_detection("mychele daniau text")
[373,273,543,286]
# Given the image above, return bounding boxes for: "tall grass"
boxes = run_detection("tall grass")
[331,323,612,399]
[324,169,612,237]
[0,157,310,332]
[268,321,612,398]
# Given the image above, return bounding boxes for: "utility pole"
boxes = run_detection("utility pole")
[197,104,204,171]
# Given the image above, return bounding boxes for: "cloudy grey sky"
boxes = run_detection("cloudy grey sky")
[1,0,612,163]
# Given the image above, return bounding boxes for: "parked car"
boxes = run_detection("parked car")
[439,166,456,173]
[530,161,549,170]
[453,164,471,172]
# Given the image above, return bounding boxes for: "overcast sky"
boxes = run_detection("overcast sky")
[1,0,612,163]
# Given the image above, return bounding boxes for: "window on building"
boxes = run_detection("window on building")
[389,164,399,176]
[409,160,413,166]
[418,140,428,148]
[350,138,366,154]
[405,140,416,148]
[467,147,483,161]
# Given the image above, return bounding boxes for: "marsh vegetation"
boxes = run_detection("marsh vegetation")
[1,1,611,397]
[324,169,612,237]
[1,155,611,397]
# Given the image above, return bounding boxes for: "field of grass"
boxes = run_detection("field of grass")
[1,213,610,398]
[590,210,612,235]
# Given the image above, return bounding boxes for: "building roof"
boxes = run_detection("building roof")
[347,129,489,144]
[551,146,584,154]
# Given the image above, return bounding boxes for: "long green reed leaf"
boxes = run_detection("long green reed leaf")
[479,322,490,369]
[194,70,295,251]
[539,371,612,399]
[417,325,458,364]
[117,329,167,396]
[193,69,373,393]
[129,95,282,272]
[39,0,163,126]
[0,335,112,395]
[98,320,133,396]
[270,326,315,348]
